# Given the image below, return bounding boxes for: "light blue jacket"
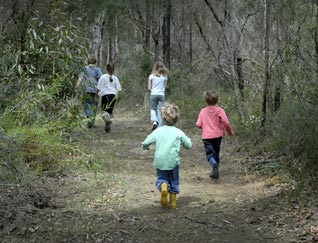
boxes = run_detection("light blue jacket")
[142,125,192,170]
[84,65,102,93]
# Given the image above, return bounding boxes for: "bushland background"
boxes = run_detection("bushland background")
[0,0,317,242]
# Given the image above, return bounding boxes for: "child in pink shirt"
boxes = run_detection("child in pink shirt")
[196,90,234,179]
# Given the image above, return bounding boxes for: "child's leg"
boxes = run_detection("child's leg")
[156,95,165,127]
[211,137,222,164]
[168,166,179,209]
[84,93,96,127]
[156,169,170,207]
[150,95,159,124]
[160,183,168,207]
[169,193,176,209]
[202,138,222,178]
[101,95,114,133]
[202,139,217,166]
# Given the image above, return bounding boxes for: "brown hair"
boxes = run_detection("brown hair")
[204,90,218,105]
[107,63,114,82]
[160,102,179,126]
[152,61,169,77]
[88,57,97,65]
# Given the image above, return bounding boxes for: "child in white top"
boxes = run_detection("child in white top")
[97,63,122,133]
[148,62,169,130]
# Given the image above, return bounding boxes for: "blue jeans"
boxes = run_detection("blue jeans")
[156,165,179,194]
[202,137,222,165]
[84,93,98,123]
[150,94,165,126]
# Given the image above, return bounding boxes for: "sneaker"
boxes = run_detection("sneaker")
[210,166,219,179]
[105,125,111,133]
[102,112,110,122]
[102,112,112,133]
[151,121,158,130]
[209,157,217,167]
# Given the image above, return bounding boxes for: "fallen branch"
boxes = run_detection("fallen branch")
[185,216,220,227]
[112,212,122,224]
[140,219,155,232]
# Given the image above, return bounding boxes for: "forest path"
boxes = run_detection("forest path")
[25,109,288,242]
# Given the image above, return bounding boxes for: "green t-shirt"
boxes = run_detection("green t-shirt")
[142,125,192,170]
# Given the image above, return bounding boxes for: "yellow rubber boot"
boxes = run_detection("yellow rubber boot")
[169,193,177,209]
[160,183,168,207]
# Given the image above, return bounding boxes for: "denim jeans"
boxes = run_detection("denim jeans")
[155,165,180,194]
[202,137,222,165]
[150,94,165,126]
[84,93,98,123]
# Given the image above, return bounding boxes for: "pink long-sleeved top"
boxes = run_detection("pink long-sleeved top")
[196,105,234,139]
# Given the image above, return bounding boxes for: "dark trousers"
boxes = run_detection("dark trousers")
[202,137,222,164]
[101,94,116,114]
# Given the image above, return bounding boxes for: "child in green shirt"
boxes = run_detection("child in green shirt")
[142,102,192,209]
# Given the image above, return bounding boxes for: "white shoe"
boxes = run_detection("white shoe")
[102,112,111,122]
[102,112,112,133]
[151,121,158,130]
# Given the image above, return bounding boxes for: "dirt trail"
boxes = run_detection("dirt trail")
[3,110,288,243]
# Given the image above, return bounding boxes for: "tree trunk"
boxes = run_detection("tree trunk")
[261,0,271,126]
[189,20,193,71]
[162,0,171,68]
[236,57,244,96]
[144,0,151,54]
[90,11,105,65]
[315,0,318,76]
[106,14,118,64]
[151,4,161,62]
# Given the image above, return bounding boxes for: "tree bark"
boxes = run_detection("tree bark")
[90,11,105,65]
[315,0,318,76]
[261,0,271,126]
[144,0,151,54]
[162,0,171,68]
[189,20,193,71]
[106,14,118,64]
[236,57,244,95]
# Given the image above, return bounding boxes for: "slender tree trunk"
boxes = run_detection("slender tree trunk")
[90,11,105,65]
[144,0,151,54]
[236,56,244,96]
[261,0,271,126]
[106,14,118,64]
[151,3,161,62]
[162,0,171,68]
[273,9,284,112]
[189,20,193,71]
[154,39,160,62]
[315,0,318,76]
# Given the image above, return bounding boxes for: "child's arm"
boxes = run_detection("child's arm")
[196,111,202,129]
[142,133,155,150]
[181,133,192,149]
[224,123,234,136]
[220,110,234,136]
[148,79,152,91]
